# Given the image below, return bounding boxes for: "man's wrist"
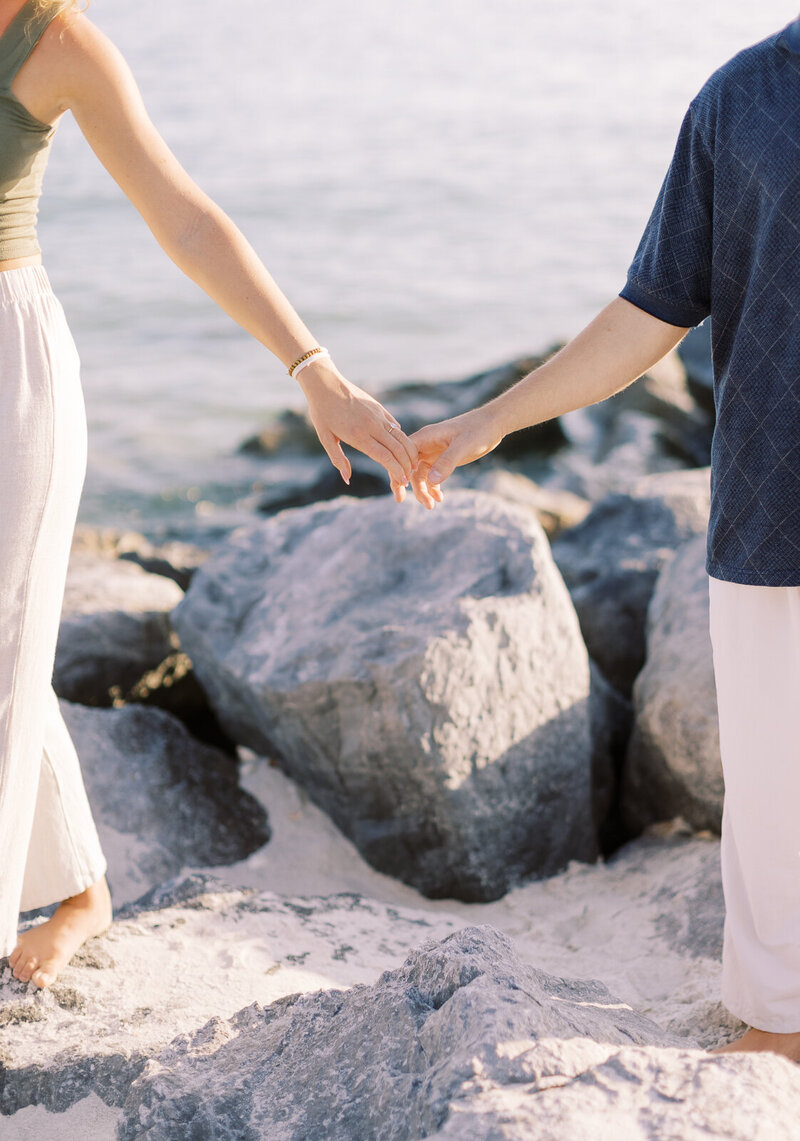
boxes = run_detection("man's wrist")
[483,392,517,440]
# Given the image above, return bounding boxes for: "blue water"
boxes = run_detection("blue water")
[37,0,797,525]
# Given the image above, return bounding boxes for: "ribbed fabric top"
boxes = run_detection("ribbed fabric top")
[0,1,60,261]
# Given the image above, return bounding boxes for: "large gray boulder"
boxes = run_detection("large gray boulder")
[54,552,184,705]
[173,492,598,901]
[551,467,711,695]
[622,536,722,833]
[60,702,270,904]
[115,926,800,1141]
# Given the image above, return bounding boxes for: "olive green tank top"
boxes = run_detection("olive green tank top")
[0,1,59,261]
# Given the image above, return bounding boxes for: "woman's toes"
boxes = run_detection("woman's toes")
[16,956,38,983]
[31,967,55,989]
[7,946,21,969]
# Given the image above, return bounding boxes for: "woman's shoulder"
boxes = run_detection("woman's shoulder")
[40,7,118,68]
[30,9,133,119]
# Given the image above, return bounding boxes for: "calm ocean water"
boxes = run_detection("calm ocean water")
[37,0,797,525]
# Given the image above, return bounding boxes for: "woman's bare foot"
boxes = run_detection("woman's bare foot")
[7,877,112,989]
[710,1028,800,1061]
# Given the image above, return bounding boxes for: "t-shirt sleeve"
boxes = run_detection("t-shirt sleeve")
[620,101,713,328]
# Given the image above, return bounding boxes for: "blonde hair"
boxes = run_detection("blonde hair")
[29,0,87,20]
[31,0,80,13]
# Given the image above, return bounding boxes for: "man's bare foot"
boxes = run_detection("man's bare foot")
[710,1027,800,1061]
[7,877,112,989]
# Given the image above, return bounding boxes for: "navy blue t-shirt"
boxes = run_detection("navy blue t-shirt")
[621,17,800,586]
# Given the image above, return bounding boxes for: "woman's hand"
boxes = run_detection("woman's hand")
[296,360,417,502]
[409,405,506,508]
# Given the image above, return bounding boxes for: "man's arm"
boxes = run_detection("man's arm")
[410,298,690,507]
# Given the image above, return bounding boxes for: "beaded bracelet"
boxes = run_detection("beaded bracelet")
[288,346,330,378]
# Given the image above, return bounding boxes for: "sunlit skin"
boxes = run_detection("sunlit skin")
[0,0,417,988]
[408,296,688,508]
[407,295,800,1061]
[8,880,112,988]
[709,1029,800,1060]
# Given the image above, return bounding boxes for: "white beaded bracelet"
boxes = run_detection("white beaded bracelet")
[291,347,331,379]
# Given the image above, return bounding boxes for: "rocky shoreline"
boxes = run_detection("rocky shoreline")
[7,327,800,1140]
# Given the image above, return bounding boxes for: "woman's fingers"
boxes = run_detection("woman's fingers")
[376,418,417,480]
[318,431,352,485]
[300,368,418,488]
[363,438,412,488]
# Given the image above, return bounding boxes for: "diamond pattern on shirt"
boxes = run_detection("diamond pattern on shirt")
[621,28,800,585]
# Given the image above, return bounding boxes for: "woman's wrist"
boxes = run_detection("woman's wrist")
[287,346,331,378]
[293,353,347,394]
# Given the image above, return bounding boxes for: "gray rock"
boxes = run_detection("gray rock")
[545,409,689,503]
[72,525,211,590]
[0,879,461,1116]
[59,702,270,904]
[54,552,184,706]
[173,492,598,901]
[551,467,711,695]
[622,535,722,834]
[465,467,591,539]
[64,537,234,745]
[583,365,713,469]
[0,834,737,1127]
[588,662,634,853]
[431,1043,800,1140]
[678,320,715,418]
[257,455,392,515]
[116,926,800,1141]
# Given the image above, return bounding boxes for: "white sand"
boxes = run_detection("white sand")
[3,748,729,1138]
[5,1094,120,1141]
[222,751,726,1040]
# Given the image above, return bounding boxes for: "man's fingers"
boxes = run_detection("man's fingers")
[410,460,438,510]
[426,443,462,487]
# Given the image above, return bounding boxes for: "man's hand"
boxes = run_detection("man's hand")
[409,407,506,508]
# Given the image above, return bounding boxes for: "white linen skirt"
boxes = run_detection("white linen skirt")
[708,574,800,1032]
[0,265,106,958]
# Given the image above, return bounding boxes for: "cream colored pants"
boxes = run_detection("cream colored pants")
[709,574,800,1032]
[0,266,106,959]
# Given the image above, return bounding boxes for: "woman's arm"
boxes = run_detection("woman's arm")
[410,298,690,507]
[29,13,416,493]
